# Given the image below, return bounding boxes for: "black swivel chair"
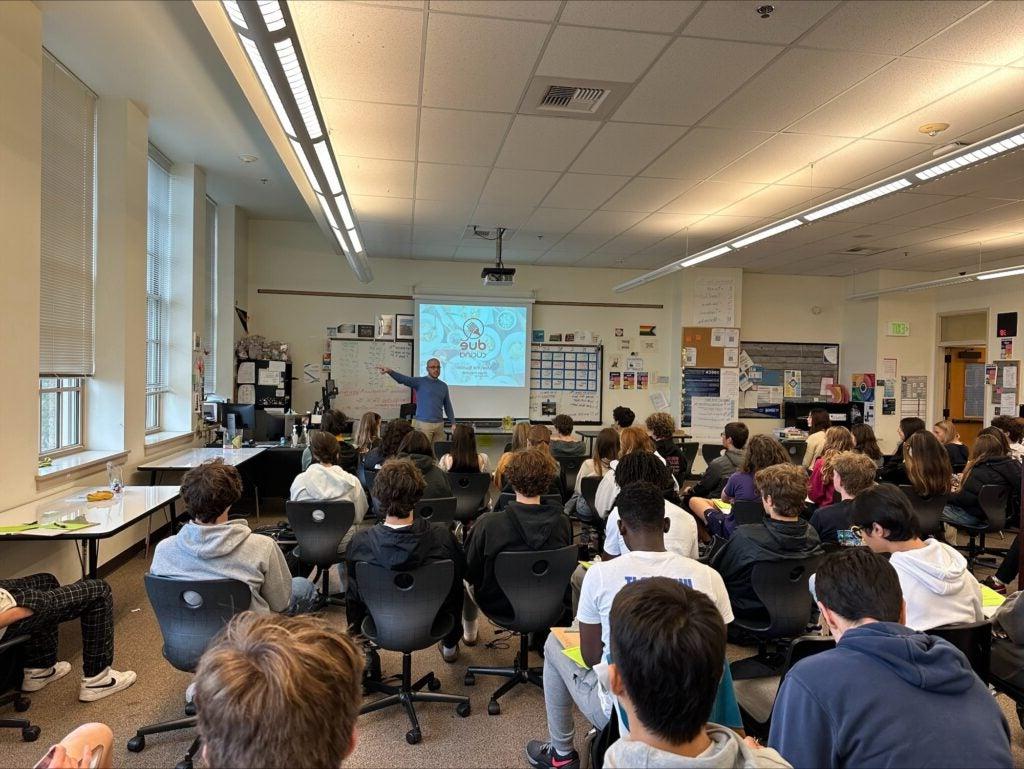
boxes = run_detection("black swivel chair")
[701,444,723,467]
[465,546,578,715]
[579,475,605,552]
[285,500,355,605]
[951,484,1010,570]
[494,492,562,512]
[447,472,492,525]
[0,635,40,742]
[127,576,251,769]
[927,620,992,684]
[356,560,470,743]
[785,441,808,466]
[433,441,453,460]
[414,496,457,525]
[556,456,586,503]
[730,555,823,680]
[680,441,700,482]
[731,499,767,526]
[898,485,947,539]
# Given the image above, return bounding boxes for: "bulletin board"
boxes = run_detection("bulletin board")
[738,341,840,417]
[681,368,722,427]
[992,360,1020,418]
[681,326,740,368]
[529,343,603,423]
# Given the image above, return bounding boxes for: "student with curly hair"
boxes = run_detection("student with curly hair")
[808,426,855,507]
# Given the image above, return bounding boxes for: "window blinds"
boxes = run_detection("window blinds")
[146,154,172,395]
[204,196,218,395]
[39,52,97,377]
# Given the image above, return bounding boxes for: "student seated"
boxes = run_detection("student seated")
[362,417,412,472]
[526,483,733,769]
[291,431,369,535]
[809,451,875,544]
[346,459,466,662]
[645,411,688,483]
[500,424,568,499]
[550,414,587,458]
[932,419,968,469]
[687,422,748,502]
[0,574,135,703]
[903,429,953,499]
[438,423,490,473]
[878,416,926,485]
[801,407,831,469]
[690,434,789,539]
[992,415,1024,462]
[594,426,657,518]
[465,448,571,633]
[851,422,883,469]
[301,409,357,474]
[851,484,982,631]
[768,548,1012,769]
[942,432,1022,528]
[612,405,635,431]
[353,411,381,458]
[395,429,453,499]
[151,459,319,614]
[807,426,854,507]
[493,422,530,491]
[566,427,618,520]
[712,464,822,624]
[991,589,1024,689]
[194,612,363,769]
[603,578,790,769]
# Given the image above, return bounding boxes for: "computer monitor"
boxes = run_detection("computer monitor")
[222,403,255,437]
[254,410,289,442]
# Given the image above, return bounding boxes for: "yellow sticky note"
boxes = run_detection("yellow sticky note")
[562,646,589,669]
[981,584,1006,608]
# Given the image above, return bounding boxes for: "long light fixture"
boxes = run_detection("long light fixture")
[221,0,372,283]
[847,262,1024,301]
[615,121,1024,293]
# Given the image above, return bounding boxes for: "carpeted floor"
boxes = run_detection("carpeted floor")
[3,534,1023,769]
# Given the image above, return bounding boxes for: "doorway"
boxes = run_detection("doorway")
[942,345,986,447]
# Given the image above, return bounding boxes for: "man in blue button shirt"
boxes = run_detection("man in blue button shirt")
[379,358,454,444]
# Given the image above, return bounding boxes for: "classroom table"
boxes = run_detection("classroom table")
[577,428,691,452]
[137,446,266,485]
[0,486,180,579]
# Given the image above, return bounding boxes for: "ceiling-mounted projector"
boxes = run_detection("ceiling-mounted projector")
[473,225,516,285]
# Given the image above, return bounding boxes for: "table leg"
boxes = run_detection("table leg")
[87,540,98,580]
[149,470,157,486]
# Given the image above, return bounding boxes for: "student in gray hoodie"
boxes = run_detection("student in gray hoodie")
[688,422,747,504]
[151,460,318,614]
[603,578,790,769]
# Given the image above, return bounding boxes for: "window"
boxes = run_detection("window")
[147,149,172,431]
[39,51,96,456]
[204,196,218,396]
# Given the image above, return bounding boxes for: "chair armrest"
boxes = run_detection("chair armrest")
[0,634,31,655]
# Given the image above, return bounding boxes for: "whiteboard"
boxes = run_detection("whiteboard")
[529,343,603,423]
[330,340,413,420]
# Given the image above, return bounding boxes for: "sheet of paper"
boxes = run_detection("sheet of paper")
[738,350,754,371]
[1001,392,1017,412]
[649,391,670,411]
[719,367,740,395]
[784,370,802,398]
[823,346,839,365]
[724,348,739,367]
[882,357,898,384]
[694,277,736,327]
[302,363,320,384]
[683,347,697,367]
[820,377,834,395]
[692,396,738,435]
[562,646,589,669]
[236,361,255,384]
[1004,366,1018,388]
[551,627,581,649]
[741,389,759,408]
[236,384,256,404]
[267,360,286,373]
[257,369,280,386]
[758,386,782,405]
[981,584,1006,608]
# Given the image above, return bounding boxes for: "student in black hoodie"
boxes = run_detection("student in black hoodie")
[645,411,687,484]
[465,447,572,626]
[345,458,466,662]
[395,429,453,500]
[712,463,822,624]
[942,432,1022,528]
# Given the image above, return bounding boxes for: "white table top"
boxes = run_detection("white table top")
[138,447,266,471]
[0,486,180,539]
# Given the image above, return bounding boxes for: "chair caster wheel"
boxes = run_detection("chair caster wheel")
[428,676,441,691]
[13,695,30,712]
[127,735,145,752]
[464,673,476,686]
[487,700,501,716]
[457,701,471,718]
[175,761,193,769]
[406,728,422,745]
[1017,703,1024,730]
[184,702,197,717]
[22,725,41,742]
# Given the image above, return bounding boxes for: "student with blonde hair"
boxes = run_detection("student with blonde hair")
[932,419,968,469]
[808,426,854,507]
[493,422,531,491]
[353,411,381,456]
[594,426,660,518]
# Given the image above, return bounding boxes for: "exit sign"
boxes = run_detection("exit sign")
[887,321,911,337]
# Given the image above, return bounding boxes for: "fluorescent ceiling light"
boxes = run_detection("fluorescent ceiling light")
[241,36,295,136]
[257,0,286,31]
[348,228,363,254]
[681,245,732,268]
[848,263,1024,300]
[314,141,342,195]
[290,139,320,193]
[337,194,355,230]
[332,227,350,255]
[916,131,1024,181]
[731,220,802,249]
[804,179,911,221]
[316,193,337,229]
[275,38,322,140]
[222,0,247,28]
[977,266,1024,281]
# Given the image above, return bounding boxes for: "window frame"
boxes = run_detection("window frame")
[39,377,86,458]
[146,149,172,433]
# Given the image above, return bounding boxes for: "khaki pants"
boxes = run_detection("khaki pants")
[413,419,446,445]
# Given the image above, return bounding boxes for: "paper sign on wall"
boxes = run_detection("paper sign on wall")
[784,370,801,398]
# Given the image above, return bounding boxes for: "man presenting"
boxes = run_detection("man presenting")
[379,358,454,444]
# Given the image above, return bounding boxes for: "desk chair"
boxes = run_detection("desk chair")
[701,444,723,467]
[680,441,700,481]
[433,441,453,460]
[990,634,1024,729]
[557,456,586,503]
[731,499,766,527]
[285,500,355,605]
[927,620,992,684]
[785,441,807,466]
[446,472,491,525]
[414,497,456,525]
[951,484,1010,570]
[356,560,470,743]
[578,476,605,553]
[127,577,251,769]
[0,634,40,742]
[897,485,947,539]
[465,546,577,715]
[494,492,562,512]
[362,467,380,518]
[730,555,823,680]
[503,441,513,453]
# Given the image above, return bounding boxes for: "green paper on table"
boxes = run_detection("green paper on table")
[711,500,732,513]
[981,584,1006,608]
[39,520,99,532]
[0,523,41,534]
[562,645,589,669]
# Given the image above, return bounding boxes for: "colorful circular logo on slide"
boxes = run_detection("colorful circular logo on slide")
[498,310,517,331]
[463,318,483,339]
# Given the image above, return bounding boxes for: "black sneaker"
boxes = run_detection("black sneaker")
[526,740,579,769]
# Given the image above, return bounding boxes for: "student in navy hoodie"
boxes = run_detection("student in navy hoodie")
[769,548,1012,769]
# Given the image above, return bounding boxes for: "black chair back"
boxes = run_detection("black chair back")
[493,546,578,631]
[447,472,492,522]
[414,496,456,524]
[355,560,454,653]
[433,441,453,460]
[898,485,947,537]
[744,556,822,638]
[580,475,602,521]
[144,575,251,673]
[285,501,356,569]
[680,441,699,474]
[363,467,379,494]
[503,442,513,453]
[494,492,562,512]
[927,621,992,684]
[785,441,808,466]
[557,456,587,502]
[701,444,723,467]
[731,499,766,526]
[979,484,1010,530]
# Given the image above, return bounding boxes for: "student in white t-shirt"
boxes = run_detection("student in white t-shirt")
[527,482,734,769]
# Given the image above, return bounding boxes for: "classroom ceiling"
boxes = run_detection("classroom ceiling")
[286,0,1024,276]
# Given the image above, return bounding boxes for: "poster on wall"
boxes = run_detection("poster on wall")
[609,371,621,390]
[1002,338,1014,359]
[784,370,801,398]
[851,373,876,402]
[882,398,896,415]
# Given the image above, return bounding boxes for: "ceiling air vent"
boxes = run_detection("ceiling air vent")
[836,245,888,256]
[538,85,609,114]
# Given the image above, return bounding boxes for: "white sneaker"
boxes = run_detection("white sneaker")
[22,662,71,692]
[462,617,479,646]
[79,667,137,702]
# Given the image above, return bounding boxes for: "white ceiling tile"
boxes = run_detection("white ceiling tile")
[552,232,613,252]
[349,194,414,224]
[479,168,561,207]
[644,127,773,180]
[452,244,503,262]
[321,100,418,161]
[571,123,685,175]
[537,26,670,82]
[362,222,412,246]
[495,116,600,171]
[583,252,642,268]
[883,196,1009,228]
[470,204,536,230]
[593,232,662,256]
[541,173,630,208]
[631,212,706,237]
[422,14,549,111]
[571,210,648,238]
[711,133,852,184]
[799,1,983,55]
[519,207,593,238]
[428,1,561,22]
[409,244,458,260]
[944,201,1024,231]
[614,37,782,125]
[415,163,491,202]
[718,184,836,217]
[908,1,1024,65]
[536,251,588,266]
[659,180,766,215]
[685,214,768,239]
[292,2,424,104]
[682,1,839,44]
[418,109,512,165]
[601,178,698,212]
[412,199,477,228]
[560,0,699,32]
[778,138,932,189]
[411,222,468,244]
[792,58,997,138]
[704,48,891,131]
[337,156,415,198]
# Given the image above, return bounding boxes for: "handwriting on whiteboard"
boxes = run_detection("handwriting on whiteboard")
[694,277,736,327]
